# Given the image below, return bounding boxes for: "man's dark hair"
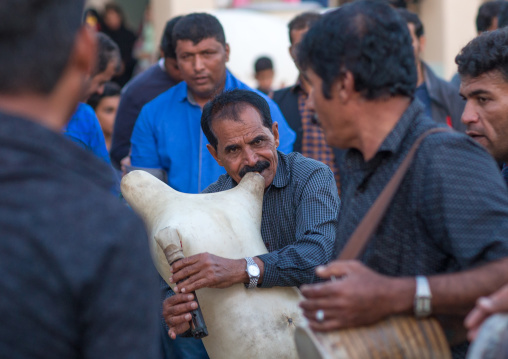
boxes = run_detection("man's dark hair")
[498,2,508,29]
[94,32,121,76]
[0,0,85,95]
[87,81,121,110]
[456,27,508,82]
[396,8,424,38]
[288,12,322,44]
[298,0,416,100]
[172,13,226,48]
[201,90,273,150]
[160,16,183,59]
[254,56,273,73]
[477,1,505,33]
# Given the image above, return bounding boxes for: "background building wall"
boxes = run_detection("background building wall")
[417,0,483,81]
[85,0,489,84]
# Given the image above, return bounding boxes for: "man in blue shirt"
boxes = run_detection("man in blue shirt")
[297,2,508,358]
[130,13,296,194]
[63,32,121,165]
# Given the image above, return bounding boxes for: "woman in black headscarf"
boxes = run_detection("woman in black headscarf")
[101,3,137,87]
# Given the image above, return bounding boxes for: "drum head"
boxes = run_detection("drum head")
[295,326,330,359]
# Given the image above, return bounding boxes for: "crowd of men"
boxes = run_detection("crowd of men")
[3,0,508,359]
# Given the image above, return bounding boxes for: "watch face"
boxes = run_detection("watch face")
[248,264,260,277]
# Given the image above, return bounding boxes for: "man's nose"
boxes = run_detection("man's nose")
[461,101,478,125]
[194,55,205,72]
[243,147,259,167]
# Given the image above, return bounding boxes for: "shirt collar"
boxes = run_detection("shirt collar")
[271,151,290,189]
[177,70,233,104]
[375,99,424,155]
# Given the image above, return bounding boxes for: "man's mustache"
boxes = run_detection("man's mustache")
[239,161,270,178]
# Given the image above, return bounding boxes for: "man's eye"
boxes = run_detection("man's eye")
[478,97,489,104]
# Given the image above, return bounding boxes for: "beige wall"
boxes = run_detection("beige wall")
[152,0,215,48]
[417,0,483,81]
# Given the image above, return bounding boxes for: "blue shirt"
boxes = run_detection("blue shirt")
[63,103,111,164]
[130,71,296,193]
[337,100,508,358]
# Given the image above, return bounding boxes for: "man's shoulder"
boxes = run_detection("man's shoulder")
[272,86,295,102]
[423,62,459,96]
[122,64,176,98]
[141,81,187,115]
[283,151,331,173]
[72,103,96,121]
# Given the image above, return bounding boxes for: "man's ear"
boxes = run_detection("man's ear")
[206,143,222,165]
[289,45,296,62]
[419,35,426,54]
[224,43,230,63]
[337,71,355,103]
[71,25,96,76]
[272,122,280,148]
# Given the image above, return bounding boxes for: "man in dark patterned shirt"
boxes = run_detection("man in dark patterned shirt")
[0,1,159,358]
[297,1,508,358]
[456,27,508,341]
[162,89,339,338]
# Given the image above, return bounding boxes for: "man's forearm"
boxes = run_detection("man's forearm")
[391,257,508,316]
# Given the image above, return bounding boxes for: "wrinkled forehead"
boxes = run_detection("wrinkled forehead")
[213,106,271,141]
[460,70,508,95]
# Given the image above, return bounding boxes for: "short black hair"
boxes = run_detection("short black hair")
[396,8,424,38]
[476,1,505,33]
[254,56,273,73]
[0,0,84,95]
[201,90,273,150]
[95,32,121,76]
[288,12,322,44]
[172,13,226,48]
[87,81,121,110]
[298,0,416,100]
[498,2,508,29]
[160,16,183,59]
[456,27,508,82]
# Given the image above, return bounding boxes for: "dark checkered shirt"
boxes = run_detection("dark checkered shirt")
[203,151,340,287]
[337,100,508,358]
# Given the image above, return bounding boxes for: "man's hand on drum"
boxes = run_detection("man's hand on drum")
[465,283,508,341]
[170,252,258,293]
[299,260,408,331]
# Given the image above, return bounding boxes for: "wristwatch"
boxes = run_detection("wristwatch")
[244,257,260,289]
[414,276,432,318]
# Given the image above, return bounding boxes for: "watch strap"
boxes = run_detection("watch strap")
[245,257,259,289]
[414,275,432,318]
